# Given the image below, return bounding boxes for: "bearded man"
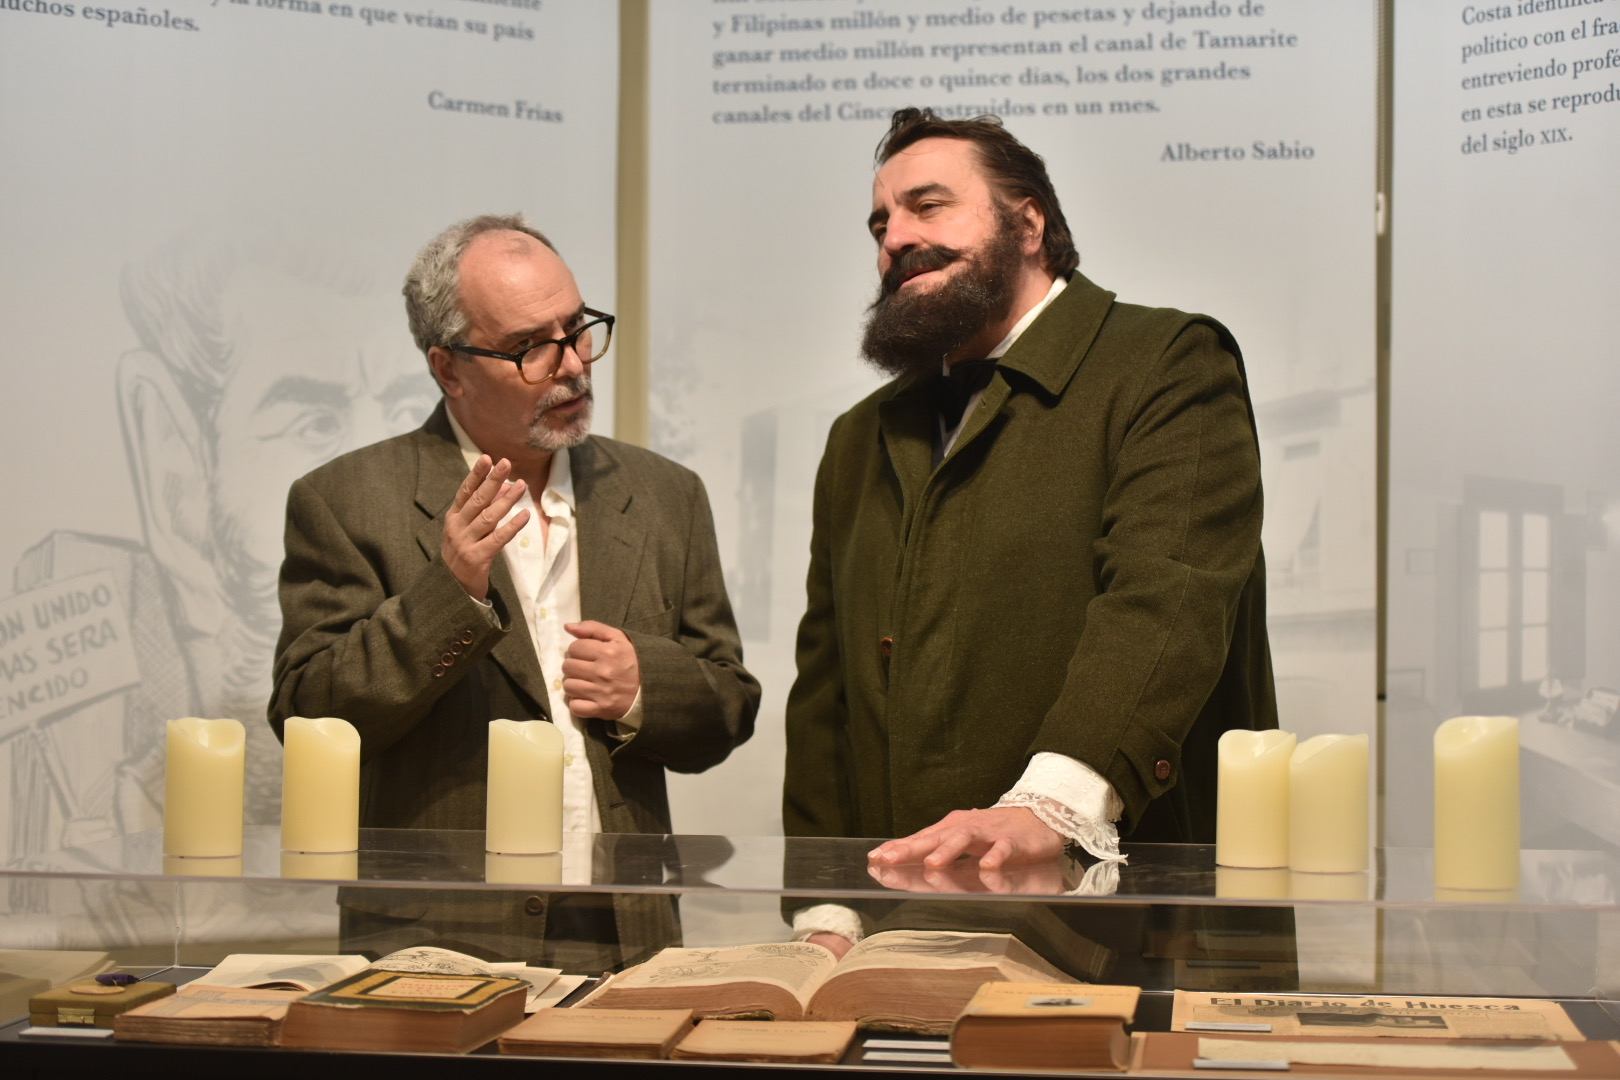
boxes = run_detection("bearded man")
[270,214,759,970]
[784,109,1278,956]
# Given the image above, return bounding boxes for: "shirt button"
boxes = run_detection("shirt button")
[564,753,575,767]
[540,607,548,619]
[552,677,562,691]
[520,536,531,549]
[879,637,894,660]
[1154,759,1172,782]
[523,895,545,916]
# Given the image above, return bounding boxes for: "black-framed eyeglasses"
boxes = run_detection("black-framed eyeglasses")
[444,307,615,385]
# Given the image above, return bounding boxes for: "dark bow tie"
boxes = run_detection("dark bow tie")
[930,358,999,429]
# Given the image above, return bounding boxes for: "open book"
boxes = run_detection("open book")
[191,946,565,1012]
[580,930,1075,1034]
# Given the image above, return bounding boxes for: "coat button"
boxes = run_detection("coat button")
[1154,759,1172,782]
[523,895,545,916]
[431,664,445,678]
[460,630,476,645]
[879,637,894,659]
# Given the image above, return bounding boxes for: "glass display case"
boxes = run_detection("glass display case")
[3,826,1618,1076]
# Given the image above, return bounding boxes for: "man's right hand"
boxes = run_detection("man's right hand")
[441,455,528,601]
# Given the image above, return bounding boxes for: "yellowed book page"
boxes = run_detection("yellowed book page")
[189,954,368,992]
[369,947,560,1011]
[1198,1036,1577,1072]
[672,1019,858,1062]
[961,982,1140,1021]
[606,943,837,1007]
[833,931,1063,980]
[529,974,588,1012]
[124,985,302,1021]
[1172,990,1583,1041]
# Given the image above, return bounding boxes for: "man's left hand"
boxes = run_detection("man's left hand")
[562,621,641,721]
[867,806,1064,869]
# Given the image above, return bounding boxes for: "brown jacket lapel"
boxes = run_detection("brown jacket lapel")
[572,437,646,628]
[410,404,550,718]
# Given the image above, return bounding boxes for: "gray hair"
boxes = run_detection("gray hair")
[402,213,556,358]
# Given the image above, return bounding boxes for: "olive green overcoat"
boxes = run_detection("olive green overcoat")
[784,274,1276,845]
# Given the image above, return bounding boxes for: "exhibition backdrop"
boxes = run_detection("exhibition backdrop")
[3,0,1615,952]
[0,0,620,940]
[1386,1,1620,852]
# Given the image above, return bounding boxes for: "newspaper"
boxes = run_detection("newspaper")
[1173,990,1582,1041]
[1197,1036,1577,1071]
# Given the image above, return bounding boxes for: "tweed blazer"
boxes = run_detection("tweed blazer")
[784,273,1276,845]
[270,403,759,963]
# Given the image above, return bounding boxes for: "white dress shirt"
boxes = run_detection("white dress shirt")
[447,414,642,837]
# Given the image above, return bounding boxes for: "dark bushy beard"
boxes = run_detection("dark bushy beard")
[860,216,1024,381]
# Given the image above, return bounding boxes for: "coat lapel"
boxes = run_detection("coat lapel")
[412,403,551,718]
[571,438,644,626]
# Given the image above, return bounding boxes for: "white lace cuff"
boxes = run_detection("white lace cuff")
[789,903,866,946]
[995,752,1126,865]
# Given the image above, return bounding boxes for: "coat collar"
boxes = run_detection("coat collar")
[875,272,1117,489]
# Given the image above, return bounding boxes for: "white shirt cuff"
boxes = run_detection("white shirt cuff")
[790,904,866,946]
[995,752,1127,864]
[609,688,644,741]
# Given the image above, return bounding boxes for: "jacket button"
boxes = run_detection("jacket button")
[1154,759,1172,782]
[460,629,476,645]
[431,664,445,678]
[450,642,464,656]
[440,651,455,666]
[523,895,545,916]
[879,637,894,659]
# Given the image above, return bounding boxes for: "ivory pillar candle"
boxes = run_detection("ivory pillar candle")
[1216,729,1296,867]
[486,852,563,886]
[486,719,563,854]
[281,716,360,853]
[1288,734,1369,872]
[163,717,245,857]
[1434,715,1520,891]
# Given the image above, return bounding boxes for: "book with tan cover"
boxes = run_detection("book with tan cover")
[498,1007,695,1059]
[950,982,1139,1072]
[672,1019,859,1063]
[580,929,1075,1034]
[279,969,527,1054]
[113,984,304,1047]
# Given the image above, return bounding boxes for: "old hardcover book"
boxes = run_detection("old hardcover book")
[950,982,1139,1072]
[29,979,174,1029]
[671,1019,859,1064]
[192,946,560,1011]
[498,1007,695,1059]
[580,930,1075,1034]
[279,968,527,1053]
[113,985,305,1047]
[1170,989,1584,1041]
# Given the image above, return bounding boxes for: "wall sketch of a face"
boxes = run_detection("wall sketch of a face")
[4,230,437,911]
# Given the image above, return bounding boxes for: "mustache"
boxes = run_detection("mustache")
[875,245,964,303]
[539,373,592,411]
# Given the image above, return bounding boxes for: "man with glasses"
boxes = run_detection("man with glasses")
[270,214,759,970]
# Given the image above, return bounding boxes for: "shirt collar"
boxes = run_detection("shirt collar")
[938,275,1068,377]
[988,275,1068,359]
[444,408,575,513]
